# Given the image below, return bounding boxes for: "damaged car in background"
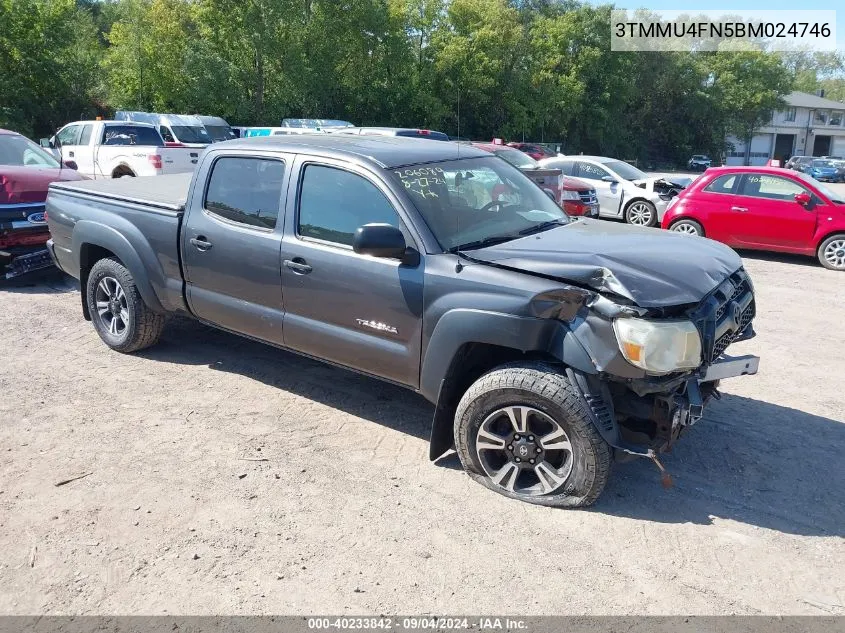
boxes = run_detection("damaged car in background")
[539,155,689,227]
[0,128,86,280]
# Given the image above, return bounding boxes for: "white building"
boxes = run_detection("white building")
[725,91,845,166]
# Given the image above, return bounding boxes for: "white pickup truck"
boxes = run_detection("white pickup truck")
[42,120,199,179]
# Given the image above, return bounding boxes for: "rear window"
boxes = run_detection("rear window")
[102,126,163,146]
[395,130,449,141]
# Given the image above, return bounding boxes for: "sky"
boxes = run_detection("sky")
[599,1,844,51]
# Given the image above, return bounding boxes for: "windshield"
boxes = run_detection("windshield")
[692,155,708,160]
[812,160,834,168]
[204,125,236,142]
[171,126,211,144]
[390,156,569,251]
[796,171,845,203]
[493,148,538,169]
[0,134,61,168]
[604,160,647,181]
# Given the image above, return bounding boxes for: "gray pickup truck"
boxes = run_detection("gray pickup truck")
[45,136,759,507]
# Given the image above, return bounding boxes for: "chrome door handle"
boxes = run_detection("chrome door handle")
[284,258,312,274]
[731,206,748,213]
[190,236,213,251]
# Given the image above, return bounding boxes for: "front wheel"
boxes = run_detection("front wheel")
[818,234,845,271]
[454,362,612,508]
[624,200,658,227]
[86,257,166,352]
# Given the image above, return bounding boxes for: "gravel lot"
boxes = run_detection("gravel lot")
[1,241,843,615]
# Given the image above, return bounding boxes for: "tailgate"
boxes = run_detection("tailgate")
[160,147,201,174]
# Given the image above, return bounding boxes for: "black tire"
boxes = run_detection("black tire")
[85,257,165,352]
[454,362,612,508]
[624,199,658,227]
[817,233,845,271]
[669,218,705,237]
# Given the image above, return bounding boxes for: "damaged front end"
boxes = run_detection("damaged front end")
[0,202,52,280]
[560,268,759,481]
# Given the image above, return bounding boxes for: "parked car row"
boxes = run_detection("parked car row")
[785,155,845,182]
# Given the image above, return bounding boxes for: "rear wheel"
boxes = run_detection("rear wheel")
[818,234,845,271]
[86,257,165,352]
[624,200,657,227]
[669,218,704,237]
[454,362,611,508]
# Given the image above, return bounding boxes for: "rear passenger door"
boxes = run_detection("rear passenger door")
[182,152,291,345]
[280,158,424,387]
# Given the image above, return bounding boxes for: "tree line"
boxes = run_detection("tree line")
[2,0,844,166]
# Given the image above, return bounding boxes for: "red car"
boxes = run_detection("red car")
[1,128,86,279]
[662,166,845,271]
[471,143,599,217]
[506,142,558,161]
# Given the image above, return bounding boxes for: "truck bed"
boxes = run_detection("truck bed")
[49,173,192,212]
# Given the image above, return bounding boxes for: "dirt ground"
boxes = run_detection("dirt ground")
[1,248,843,615]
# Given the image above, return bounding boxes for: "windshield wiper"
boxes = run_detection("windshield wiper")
[517,219,568,236]
[448,234,521,252]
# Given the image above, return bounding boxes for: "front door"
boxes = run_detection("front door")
[181,153,290,345]
[732,173,818,249]
[280,159,424,387]
[55,124,84,174]
[574,161,623,218]
[71,124,96,177]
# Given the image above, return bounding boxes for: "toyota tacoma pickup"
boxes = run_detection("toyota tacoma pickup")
[45,136,759,507]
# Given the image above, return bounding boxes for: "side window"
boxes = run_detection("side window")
[204,157,285,229]
[556,161,575,176]
[576,162,610,181]
[740,174,809,201]
[56,125,80,146]
[78,125,93,146]
[160,126,175,143]
[298,165,401,246]
[703,174,737,194]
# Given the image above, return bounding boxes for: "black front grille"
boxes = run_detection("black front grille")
[579,190,597,204]
[689,268,756,364]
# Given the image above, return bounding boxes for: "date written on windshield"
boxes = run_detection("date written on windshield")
[395,167,448,199]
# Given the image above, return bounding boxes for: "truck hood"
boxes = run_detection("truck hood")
[469,218,742,308]
[0,166,86,204]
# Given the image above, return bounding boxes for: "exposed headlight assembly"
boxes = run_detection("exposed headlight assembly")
[613,317,702,375]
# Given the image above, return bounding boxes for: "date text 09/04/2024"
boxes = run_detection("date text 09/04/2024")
[307,618,528,630]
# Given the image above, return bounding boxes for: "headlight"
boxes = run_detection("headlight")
[560,189,580,201]
[613,318,702,375]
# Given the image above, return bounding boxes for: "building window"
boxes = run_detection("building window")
[814,110,828,125]
[830,111,843,126]
[784,107,796,122]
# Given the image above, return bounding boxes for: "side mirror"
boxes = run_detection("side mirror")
[40,138,53,149]
[601,175,617,184]
[794,192,812,206]
[353,223,407,259]
[63,160,78,170]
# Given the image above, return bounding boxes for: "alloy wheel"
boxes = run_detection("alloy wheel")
[626,202,654,226]
[475,405,574,497]
[671,222,701,236]
[95,276,129,336]
[823,239,845,270]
